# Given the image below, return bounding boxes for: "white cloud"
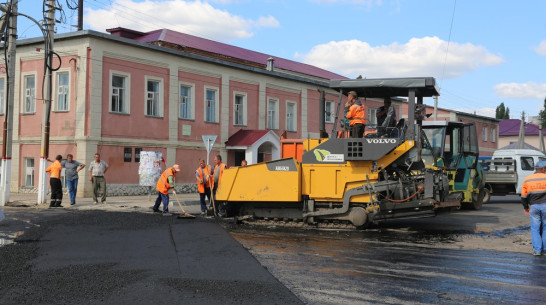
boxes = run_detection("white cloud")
[455,107,496,118]
[494,82,546,99]
[534,40,546,56]
[295,36,503,78]
[85,0,279,42]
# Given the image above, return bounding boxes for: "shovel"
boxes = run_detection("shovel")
[172,191,196,219]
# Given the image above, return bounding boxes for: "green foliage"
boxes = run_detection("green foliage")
[495,102,510,119]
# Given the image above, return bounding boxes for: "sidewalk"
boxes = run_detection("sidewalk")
[3,192,203,214]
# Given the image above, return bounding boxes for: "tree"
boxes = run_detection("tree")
[539,98,546,128]
[495,102,510,119]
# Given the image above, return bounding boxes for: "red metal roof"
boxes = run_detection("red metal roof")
[107,27,346,80]
[225,129,270,147]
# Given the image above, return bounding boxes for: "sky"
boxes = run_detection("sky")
[13,0,546,120]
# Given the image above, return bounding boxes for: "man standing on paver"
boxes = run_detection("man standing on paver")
[62,154,85,205]
[521,160,546,256]
[88,153,109,204]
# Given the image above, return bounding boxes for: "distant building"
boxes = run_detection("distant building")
[498,119,546,152]
[0,27,500,196]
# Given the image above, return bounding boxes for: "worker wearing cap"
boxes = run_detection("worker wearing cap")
[46,155,64,208]
[521,160,546,255]
[153,164,180,215]
[345,91,366,138]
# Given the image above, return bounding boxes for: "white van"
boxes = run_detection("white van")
[484,149,546,201]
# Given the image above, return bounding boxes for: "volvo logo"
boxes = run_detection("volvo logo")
[365,139,397,144]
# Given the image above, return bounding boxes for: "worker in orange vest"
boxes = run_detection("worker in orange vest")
[195,159,212,215]
[46,155,63,208]
[211,155,227,211]
[345,91,366,138]
[521,160,546,256]
[152,164,180,216]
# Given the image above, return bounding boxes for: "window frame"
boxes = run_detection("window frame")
[0,76,5,115]
[24,157,34,187]
[233,91,247,126]
[109,70,131,114]
[267,97,279,130]
[204,86,219,123]
[325,100,334,124]
[179,82,195,120]
[21,73,36,114]
[54,70,70,112]
[286,100,297,132]
[490,127,496,143]
[482,126,488,142]
[144,76,163,118]
[367,107,378,126]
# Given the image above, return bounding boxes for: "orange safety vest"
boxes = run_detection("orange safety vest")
[521,172,546,208]
[347,102,366,126]
[156,167,176,195]
[195,165,211,193]
[212,163,226,190]
[46,161,62,179]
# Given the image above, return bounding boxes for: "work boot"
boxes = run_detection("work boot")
[55,200,63,208]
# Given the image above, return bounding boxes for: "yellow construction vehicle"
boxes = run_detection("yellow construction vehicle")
[215,77,484,228]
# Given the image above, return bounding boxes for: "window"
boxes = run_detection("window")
[490,128,496,142]
[55,71,69,111]
[233,93,247,126]
[325,100,334,123]
[23,75,36,113]
[24,158,34,187]
[179,84,193,119]
[368,108,377,126]
[146,79,161,117]
[521,156,534,171]
[205,88,218,123]
[286,101,297,132]
[482,126,488,142]
[110,72,130,114]
[267,98,279,129]
[0,77,5,115]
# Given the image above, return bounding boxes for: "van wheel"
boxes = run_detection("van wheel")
[482,188,490,204]
[470,188,485,210]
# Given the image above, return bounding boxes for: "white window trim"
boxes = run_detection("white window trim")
[53,69,70,112]
[109,70,131,114]
[285,100,297,132]
[179,81,195,120]
[482,126,488,142]
[204,86,220,123]
[144,75,164,118]
[325,100,334,124]
[21,72,37,114]
[267,97,280,130]
[491,128,496,143]
[0,76,5,115]
[233,91,247,126]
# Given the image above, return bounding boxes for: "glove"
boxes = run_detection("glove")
[172,189,176,195]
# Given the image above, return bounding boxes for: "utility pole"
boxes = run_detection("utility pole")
[37,0,56,204]
[77,0,83,30]
[0,0,17,206]
[538,116,546,154]
[517,111,525,149]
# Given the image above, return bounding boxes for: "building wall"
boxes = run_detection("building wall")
[0,32,500,197]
